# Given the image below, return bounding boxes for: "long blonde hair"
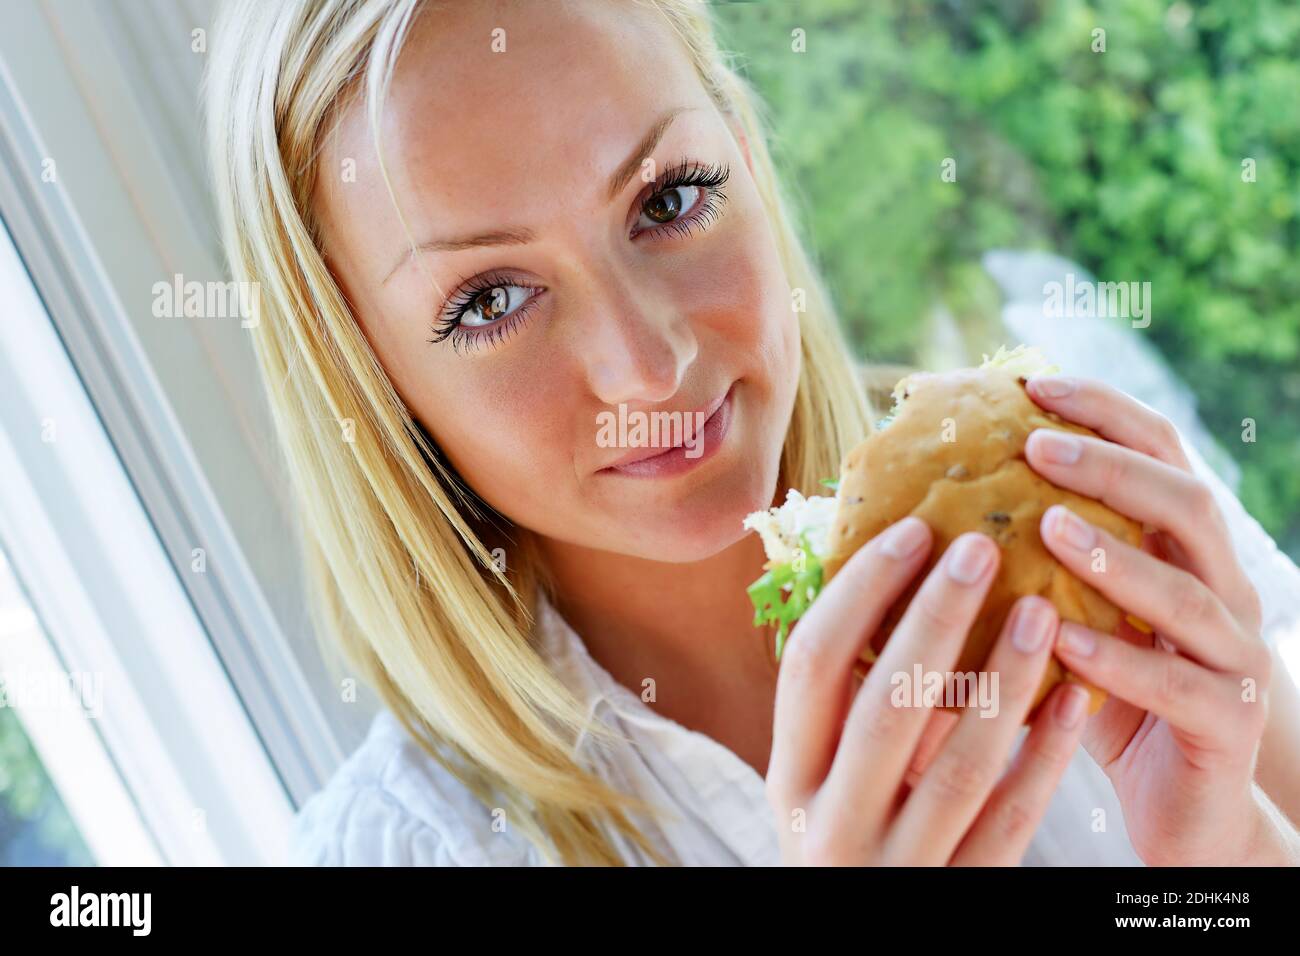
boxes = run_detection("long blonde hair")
[205,0,874,865]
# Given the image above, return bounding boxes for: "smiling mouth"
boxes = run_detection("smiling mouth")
[599,382,736,478]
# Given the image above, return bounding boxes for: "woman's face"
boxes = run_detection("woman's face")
[314,0,800,562]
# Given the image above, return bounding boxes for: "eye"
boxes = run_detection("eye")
[430,271,543,352]
[632,159,730,239]
[458,283,533,328]
[637,184,703,229]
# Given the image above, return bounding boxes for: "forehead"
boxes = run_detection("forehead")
[318,0,717,244]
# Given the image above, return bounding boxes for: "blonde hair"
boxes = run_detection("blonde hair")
[205,0,874,865]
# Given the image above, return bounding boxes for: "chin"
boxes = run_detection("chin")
[623,452,780,564]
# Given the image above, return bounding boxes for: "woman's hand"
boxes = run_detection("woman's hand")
[766,519,1091,865]
[1023,373,1296,866]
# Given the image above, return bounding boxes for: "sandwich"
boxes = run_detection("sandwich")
[743,345,1145,717]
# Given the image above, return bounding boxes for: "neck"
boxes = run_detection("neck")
[537,530,775,681]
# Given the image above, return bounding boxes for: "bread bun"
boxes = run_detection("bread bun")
[823,366,1144,718]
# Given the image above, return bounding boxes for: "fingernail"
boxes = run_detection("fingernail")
[1056,685,1089,728]
[1031,429,1082,465]
[945,534,994,585]
[1011,599,1052,653]
[1029,375,1077,399]
[1058,621,1097,657]
[880,517,928,560]
[1049,505,1095,550]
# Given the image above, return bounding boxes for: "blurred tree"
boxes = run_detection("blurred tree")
[715,0,1300,559]
[0,699,94,865]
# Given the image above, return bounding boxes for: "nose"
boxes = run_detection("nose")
[578,265,699,407]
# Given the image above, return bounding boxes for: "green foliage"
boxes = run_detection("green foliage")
[715,0,1300,559]
[0,700,94,865]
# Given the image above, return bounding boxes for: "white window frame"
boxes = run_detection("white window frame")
[0,0,367,855]
[0,546,162,866]
[0,216,293,865]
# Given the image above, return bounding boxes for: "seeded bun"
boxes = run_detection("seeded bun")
[822,364,1144,717]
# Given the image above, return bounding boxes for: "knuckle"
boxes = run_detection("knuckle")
[1249,687,1271,735]
[1239,692,1269,739]
[999,665,1044,706]
[778,633,832,691]
[912,590,972,636]
[1023,731,1075,778]
[858,695,906,747]
[993,629,1053,700]
[1156,657,1200,710]
[1169,575,1212,629]
[1185,480,1219,524]
[990,797,1038,842]
[926,749,993,804]
[1241,586,1265,634]
[1097,444,1130,498]
[1218,676,1268,743]
[1244,640,1272,686]
[1152,414,1183,459]
[1256,642,1274,682]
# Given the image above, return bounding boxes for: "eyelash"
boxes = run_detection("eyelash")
[429,158,731,353]
[428,269,542,354]
[632,158,731,240]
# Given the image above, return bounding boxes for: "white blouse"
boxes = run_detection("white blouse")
[289,439,1300,866]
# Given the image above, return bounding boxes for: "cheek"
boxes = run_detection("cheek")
[672,203,799,393]
[405,356,578,522]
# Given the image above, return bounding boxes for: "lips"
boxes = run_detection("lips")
[599,382,736,478]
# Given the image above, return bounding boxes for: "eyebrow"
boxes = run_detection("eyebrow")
[382,106,694,286]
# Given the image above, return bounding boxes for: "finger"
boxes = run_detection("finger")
[1040,504,1257,673]
[820,532,1000,827]
[1053,620,1262,746]
[884,596,1061,863]
[1024,375,1192,472]
[950,682,1091,865]
[1026,429,1253,616]
[903,710,961,789]
[769,516,933,803]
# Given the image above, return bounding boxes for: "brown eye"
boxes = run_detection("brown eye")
[631,162,731,238]
[433,276,543,350]
[474,286,509,322]
[642,185,699,224]
[454,283,535,329]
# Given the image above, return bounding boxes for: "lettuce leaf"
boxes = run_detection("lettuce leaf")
[746,531,824,659]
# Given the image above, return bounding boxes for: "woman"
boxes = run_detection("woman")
[205,0,1300,865]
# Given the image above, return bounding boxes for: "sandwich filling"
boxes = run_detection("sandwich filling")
[743,344,1060,658]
